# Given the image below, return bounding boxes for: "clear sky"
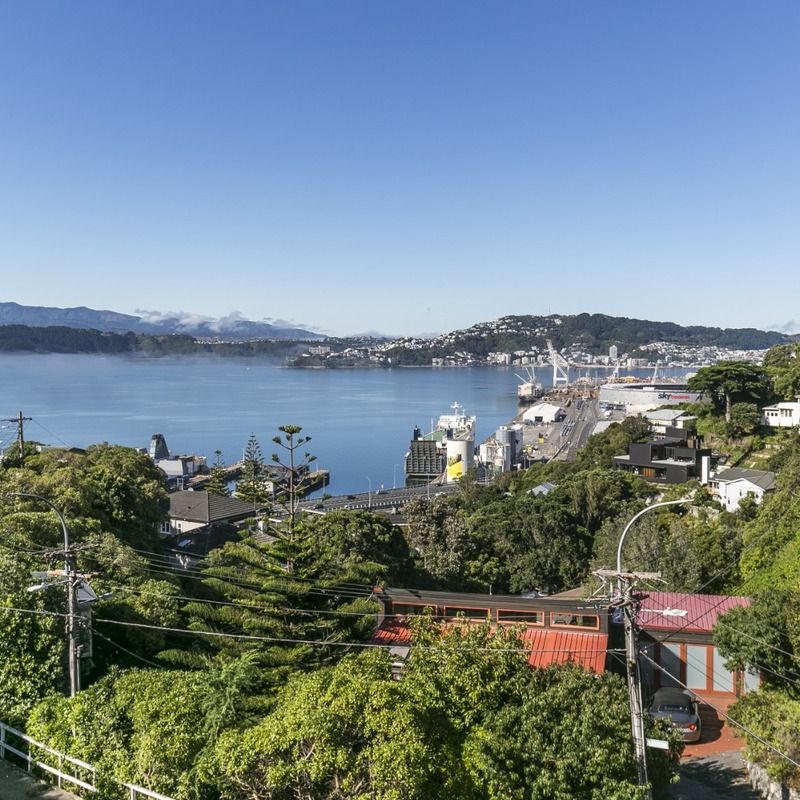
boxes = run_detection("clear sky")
[1,2,798,337]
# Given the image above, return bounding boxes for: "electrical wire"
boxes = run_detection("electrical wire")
[29,418,73,450]
[0,605,67,619]
[618,501,800,671]
[107,583,381,617]
[637,569,800,677]
[639,650,800,770]
[134,562,375,600]
[124,543,377,589]
[92,629,164,669]
[93,615,621,657]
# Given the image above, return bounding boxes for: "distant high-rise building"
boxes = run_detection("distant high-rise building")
[609,345,618,361]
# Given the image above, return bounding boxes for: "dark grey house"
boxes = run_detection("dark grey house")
[612,427,711,484]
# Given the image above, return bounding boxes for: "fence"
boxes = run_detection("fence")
[0,721,174,800]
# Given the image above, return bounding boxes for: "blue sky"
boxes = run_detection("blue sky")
[1,2,798,337]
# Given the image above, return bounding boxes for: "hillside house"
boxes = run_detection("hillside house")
[634,591,760,703]
[761,398,800,428]
[708,467,776,512]
[162,490,264,564]
[371,587,609,675]
[612,427,711,484]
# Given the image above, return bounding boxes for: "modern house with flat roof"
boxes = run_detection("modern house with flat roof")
[613,427,711,484]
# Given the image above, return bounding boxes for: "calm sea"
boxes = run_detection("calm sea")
[0,354,674,495]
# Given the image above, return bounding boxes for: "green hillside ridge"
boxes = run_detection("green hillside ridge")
[0,312,795,359]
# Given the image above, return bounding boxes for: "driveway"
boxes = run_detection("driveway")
[670,752,759,800]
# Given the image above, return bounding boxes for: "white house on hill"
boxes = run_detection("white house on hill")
[762,398,800,428]
[644,409,697,436]
[708,467,776,512]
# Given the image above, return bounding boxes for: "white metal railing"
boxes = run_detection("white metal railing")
[0,721,174,800]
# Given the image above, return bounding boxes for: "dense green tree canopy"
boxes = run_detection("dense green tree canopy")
[687,361,772,422]
[212,622,676,800]
[763,342,800,400]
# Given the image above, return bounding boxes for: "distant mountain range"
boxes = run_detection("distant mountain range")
[0,302,323,341]
[0,304,796,360]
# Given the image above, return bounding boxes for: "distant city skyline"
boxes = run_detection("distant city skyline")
[1,2,798,337]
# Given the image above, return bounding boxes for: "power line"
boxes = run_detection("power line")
[29,417,73,450]
[125,541,387,590]
[107,583,382,618]
[93,615,620,657]
[640,651,800,771]
[133,562,374,599]
[0,601,621,660]
[639,569,800,677]
[92,629,164,669]
[0,605,68,620]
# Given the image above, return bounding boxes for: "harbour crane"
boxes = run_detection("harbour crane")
[546,339,570,387]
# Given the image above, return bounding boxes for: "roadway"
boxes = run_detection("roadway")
[563,396,602,460]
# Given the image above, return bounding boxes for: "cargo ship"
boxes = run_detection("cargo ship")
[404,402,476,486]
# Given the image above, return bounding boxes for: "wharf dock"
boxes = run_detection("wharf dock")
[480,386,602,471]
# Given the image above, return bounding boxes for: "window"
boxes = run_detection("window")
[686,645,707,690]
[660,643,681,688]
[497,609,544,625]
[549,612,599,629]
[712,647,734,693]
[392,603,435,617]
[442,606,490,621]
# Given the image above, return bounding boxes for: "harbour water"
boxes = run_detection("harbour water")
[0,354,684,495]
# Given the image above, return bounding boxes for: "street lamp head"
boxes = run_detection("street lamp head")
[26,582,50,593]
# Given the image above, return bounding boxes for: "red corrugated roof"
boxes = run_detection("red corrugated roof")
[520,628,608,673]
[635,592,750,633]
[371,618,412,646]
[370,620,607,673]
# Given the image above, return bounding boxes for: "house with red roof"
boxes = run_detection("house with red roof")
[633,591,760,702]
[371,587,760,705]
[371,587,609,675]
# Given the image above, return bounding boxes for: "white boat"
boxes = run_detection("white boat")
[434,401,476,438]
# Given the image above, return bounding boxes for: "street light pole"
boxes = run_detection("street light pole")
[4,492,80,697]
[616,499,691,576]
[605,497,693,800]
[365,476,372,508]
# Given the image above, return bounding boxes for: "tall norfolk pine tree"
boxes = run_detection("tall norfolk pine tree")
[271,424,317,536]
[204,449,231,497]
[237,434,271,505]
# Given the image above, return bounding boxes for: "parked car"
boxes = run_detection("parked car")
[648,688,702,743]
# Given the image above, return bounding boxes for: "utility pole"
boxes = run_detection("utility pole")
[594,498,693,800]
[2,411,32,462]
[597,568,659,799]
[6,492,80,696]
